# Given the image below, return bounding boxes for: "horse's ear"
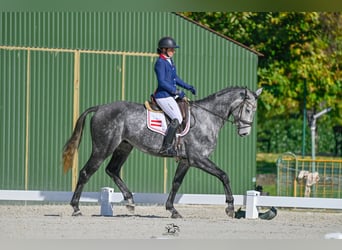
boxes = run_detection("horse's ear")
[255,88,263,97]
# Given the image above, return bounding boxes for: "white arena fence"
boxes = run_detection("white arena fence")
[0,188,341,219]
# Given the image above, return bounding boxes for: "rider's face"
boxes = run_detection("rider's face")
[166,48,175,57]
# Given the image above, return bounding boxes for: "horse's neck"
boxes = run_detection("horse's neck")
[195,90,238,120]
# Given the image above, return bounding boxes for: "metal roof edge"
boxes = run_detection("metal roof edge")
[173,12,264,57]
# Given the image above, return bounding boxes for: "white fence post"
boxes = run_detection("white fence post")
[246,190,260,219]
[99,187,114,216]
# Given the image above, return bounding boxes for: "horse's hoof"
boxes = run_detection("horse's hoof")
[72,210,82,216]
[225,207,235,218]
[126,203,135,213]
[171,211,183,219]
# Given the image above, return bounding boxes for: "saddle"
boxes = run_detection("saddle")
[144,97,190,136]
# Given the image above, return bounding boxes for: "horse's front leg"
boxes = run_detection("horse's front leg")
[166,159,190,218]
[194,158,235,218]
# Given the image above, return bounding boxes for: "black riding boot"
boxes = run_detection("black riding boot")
[159,119,179,156]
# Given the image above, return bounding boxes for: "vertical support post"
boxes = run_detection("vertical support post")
[163,158,168,193]
[311,119,317,197]
[121,54,126,101]
[246,190,260,219]
[311,119,316,171]
[25,49,31,191]
[120,54,126,180]
[302,78,307,158]
[72,50,80,191]
[310,107,332,181]
[100,187,114,216]
[276,157,280,196]
[294,154,298,197]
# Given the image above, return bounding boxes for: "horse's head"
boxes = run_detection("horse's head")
[231,87,262,137]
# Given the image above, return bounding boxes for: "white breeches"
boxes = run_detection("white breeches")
[155,97,183,124]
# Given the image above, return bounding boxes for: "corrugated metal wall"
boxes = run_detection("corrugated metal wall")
[0,49,27,190]
[28,51,74,190]
[0,12,259,195]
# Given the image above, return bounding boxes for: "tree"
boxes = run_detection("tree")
[182,12,341,124]
[182,12,341,154]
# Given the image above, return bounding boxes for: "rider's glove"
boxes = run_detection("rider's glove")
[175,90,185,99]
[188,85,196,95]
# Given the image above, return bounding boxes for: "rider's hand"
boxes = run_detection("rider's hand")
[175,90,185,99]
[188,85,196,95]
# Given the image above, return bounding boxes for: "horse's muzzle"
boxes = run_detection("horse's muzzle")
[238,126,251,137]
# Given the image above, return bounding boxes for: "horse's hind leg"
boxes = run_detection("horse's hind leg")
[105,141,135,212]
[70,152,105,216]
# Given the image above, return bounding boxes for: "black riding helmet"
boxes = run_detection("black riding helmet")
[157,37,179,54]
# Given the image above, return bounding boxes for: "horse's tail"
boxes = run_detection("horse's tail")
[62,106,99,174]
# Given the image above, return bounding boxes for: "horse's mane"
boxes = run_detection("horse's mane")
[193,86,244,104]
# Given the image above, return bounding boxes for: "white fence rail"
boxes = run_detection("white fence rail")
[0,188,341,219]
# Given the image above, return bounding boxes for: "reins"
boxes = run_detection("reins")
[190,89,257,129]
[191,102,230,123]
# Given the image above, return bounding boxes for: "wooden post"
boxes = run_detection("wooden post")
[25,49,31,191]
[119,54,126,180]
[163,158,168,193]
[72,50,80,191]
[121,54,126,101]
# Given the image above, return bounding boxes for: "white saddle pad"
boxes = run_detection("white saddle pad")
[146,110,190,137]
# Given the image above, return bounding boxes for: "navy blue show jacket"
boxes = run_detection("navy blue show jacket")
[154,55,191,99]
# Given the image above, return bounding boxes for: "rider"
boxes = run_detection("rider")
[153,36,196,156]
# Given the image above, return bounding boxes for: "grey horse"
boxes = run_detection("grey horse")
[62,86,263,218]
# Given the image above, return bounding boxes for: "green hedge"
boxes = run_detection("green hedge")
[257,115,338,155]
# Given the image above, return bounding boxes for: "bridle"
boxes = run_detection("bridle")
[191,89,257,130]
[230,94,257,130]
